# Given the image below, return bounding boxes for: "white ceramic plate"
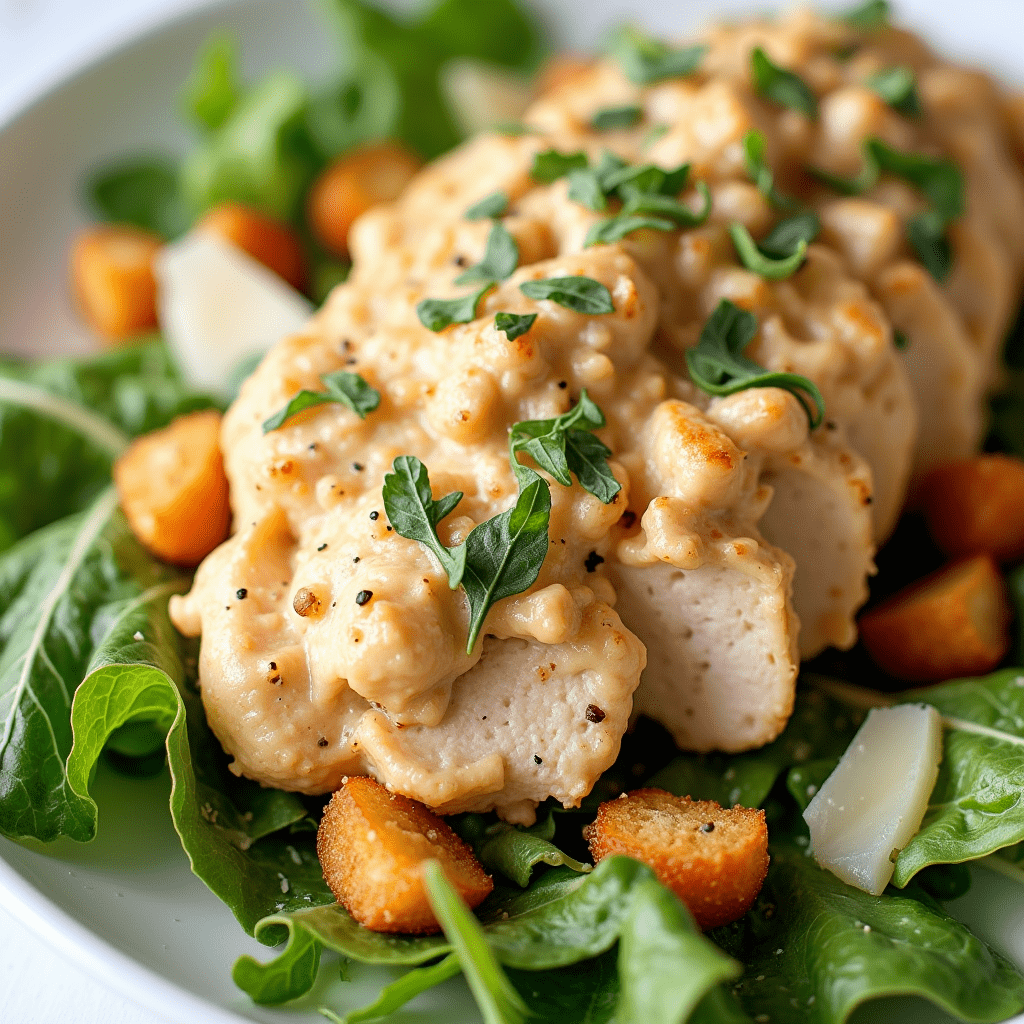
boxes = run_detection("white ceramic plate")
[3,1,1024,1021]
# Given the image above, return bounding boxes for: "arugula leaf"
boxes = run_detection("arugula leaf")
[617,877,740,1024]
[382,455,467,587]
[891,669,1024,886]
[417,282,494,331]
[319,954,462,1023]
[509,390,621,503]
[729,222,809,279]
[591,105,643,131]
[519,276,615,314]
[494,312,537,341]
[183,34,241,133]
[233,924,322,1006]
[455,221,520,284]
[507,951,620,1024]
[584,214,676,247]
[85,158,189,239]
[686,299,826,427]
[867,65,922,117]
[466,190,510,220]
[458,811,592,887]
[423,860,531,1024]
[750,47,818,118]
[742,129,797,210]
[461,471,550,651]
[758,211,821,260]
[180,71,316,221]
[619,179,712,225]
[531,149,588,184]
[842,0,891,30]
[714,845,1024,1024]
[262,371,380,432]
[567,168,609,212]
[607,26,707,85]
[906,208,954,282]
[417,0,545,73]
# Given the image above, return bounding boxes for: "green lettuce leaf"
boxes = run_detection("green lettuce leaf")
[85,158,190,239]
[714,845,1024,1024]
[183,34,242,133]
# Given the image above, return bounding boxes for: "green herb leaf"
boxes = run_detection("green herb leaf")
[757,211,821,259]
[870,140,964,220]
[729,222,809,279]
[85,158,190,239]
[591,105,643,131]
[617,878,741,1024]
[906,209,954,282]
[423,860,530,1024]
[460,812,591,887]
[233,924,322,1006]
[867,65,922,117]
[183,34,241,133]
[519,276,615,314]
[455,222,520,284]
[509,390,620,503]
[494,312,537,341]
[262,371,380,432]
[584,214,677,247]
[607,26,708,86]
[842,0,891,30]
[894,328,910,350]
[567,168,608,212]
[619,179,712,225]
[714,845,1024,1024]
[417,282,494,331]
[466,191,510,220]
[742,129,797,210]
[750,47,819,118]
[461,472,551,652]
[319,954,462,1023]
[531,149,589,184]
[686,299,825,427]
[382,455,467,588]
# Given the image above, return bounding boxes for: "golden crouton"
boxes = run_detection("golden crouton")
[859,554,1010,681]
[918,454,1024,562]
[113,409,230,567]
[583,788,769,930]
[317,776,493,934]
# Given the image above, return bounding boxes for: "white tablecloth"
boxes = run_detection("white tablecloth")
[0,13,202,1024]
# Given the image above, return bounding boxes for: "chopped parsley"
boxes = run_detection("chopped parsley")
[417,283,494,332]
[607,25,708,85]
[494,312,537,341]
[455,222,520,285]
[262,371,380,433]
[520,276,615,314]
[465,191,510,220]
[750,47,819,118]
[866,66,921,117]
[591,104,644,131]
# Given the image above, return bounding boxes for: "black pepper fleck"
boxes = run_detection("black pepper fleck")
[269,662,277,670]
[317,737,329,748]
[369,511,379,521]
[619,510,637,529]
[308,443,317,451]
[701,822,715,833]
[533,755,543,765]
[584,551,605,573]
[236,588,247,600]
[355,590,373,606]
[585,704,606,723]
[454,254,467,267]
[269,675,282,685]
[353,556,361,563]
[386,525,393,532]
[353,463,364,472]
[558,380,567,389]
[318,543,328,551]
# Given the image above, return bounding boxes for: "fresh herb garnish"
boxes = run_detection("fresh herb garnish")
[455,222,520,284]
[382,457,551,653]
[465,190,510,220]
[531,149,589,183]
[607,25,708,85]
[729,223,809,280]
[494,312,537,341]
[842,0,891,30]
[520,276,615,314]
[262,371,380,432]
[756,211,821,260]
[509,390,621,503]
[585,215,676,247]
[686,299,825,428]
[417,282,494,331]
[906,209,954,281]
[620,180,712,225]
[381,455,467,587]
[601,160,690,198]
[566,168,608,212]
[894,329,910,351]
[591,104,644,131]
[750,47,819,118]
[867,65,921,117]
[742,130,797,210]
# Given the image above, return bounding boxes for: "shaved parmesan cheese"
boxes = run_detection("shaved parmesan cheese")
[155,232,312,397]
[803,704,942,895]
[441,59,533,136]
